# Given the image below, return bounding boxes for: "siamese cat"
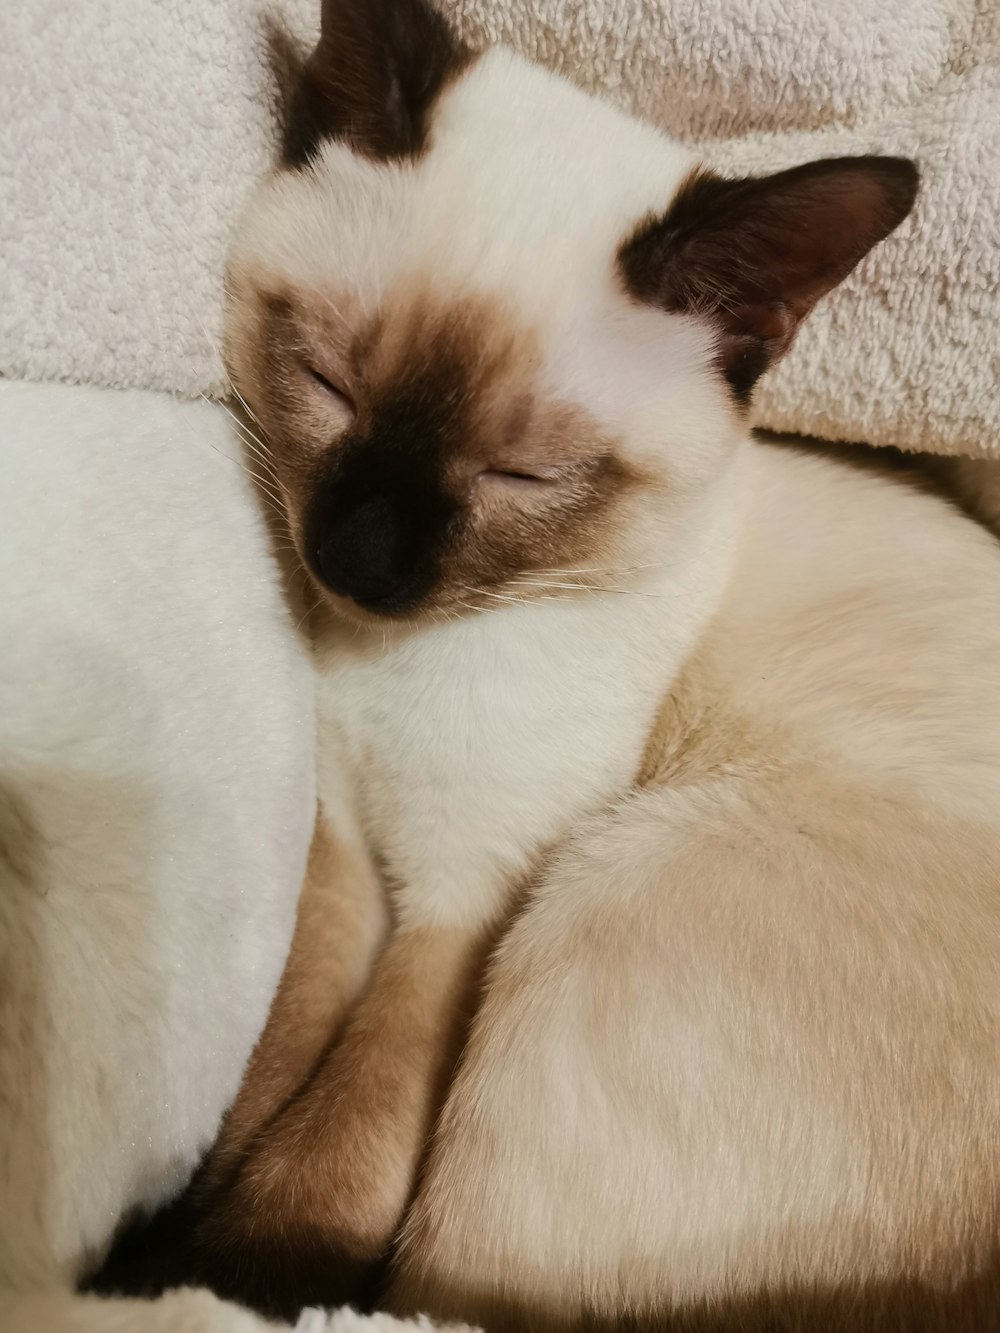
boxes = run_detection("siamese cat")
[98,0,1000,1328]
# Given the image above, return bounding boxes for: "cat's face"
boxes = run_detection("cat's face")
[225,0,916,622]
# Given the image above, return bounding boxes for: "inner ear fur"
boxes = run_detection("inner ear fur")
[282,0,472,168]
[619,156,919,401]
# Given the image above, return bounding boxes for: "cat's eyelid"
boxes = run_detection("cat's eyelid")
[478,466,564,490]
[304,362,354,408]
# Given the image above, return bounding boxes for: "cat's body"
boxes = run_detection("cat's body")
[313,470,736,936]
[302,424,1000,1330]
[392,437,1000,1328]
[99,3,1000,1326]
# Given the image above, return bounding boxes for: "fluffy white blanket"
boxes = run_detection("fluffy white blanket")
[0,381,471,1331]
[2,0,997,456]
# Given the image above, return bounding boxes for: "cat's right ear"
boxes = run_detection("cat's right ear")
[283,0,471,168]
[619,157,918,402]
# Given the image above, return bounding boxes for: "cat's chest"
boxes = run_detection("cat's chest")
[313,604,666,922]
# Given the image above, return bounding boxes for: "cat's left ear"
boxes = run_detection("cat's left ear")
[283,0,471,168]
[619,156,919,400]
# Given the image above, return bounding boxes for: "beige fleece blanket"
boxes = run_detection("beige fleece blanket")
[2,0,998,458]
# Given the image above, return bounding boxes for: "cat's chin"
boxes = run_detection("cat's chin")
[312,584,439,633]
[319,591,401,628]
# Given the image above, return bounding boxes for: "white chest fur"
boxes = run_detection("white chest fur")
[313,545,730,930]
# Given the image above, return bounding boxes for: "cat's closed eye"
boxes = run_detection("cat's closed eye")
[478,467,560,491]
[304,364,355,418]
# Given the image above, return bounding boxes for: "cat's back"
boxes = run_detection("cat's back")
[701,437,1000,821]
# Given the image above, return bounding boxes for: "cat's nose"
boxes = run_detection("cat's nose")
[315,493,413,607]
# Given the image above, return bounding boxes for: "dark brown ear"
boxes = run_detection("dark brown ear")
[619,157,919,401]
[283,0,472,168]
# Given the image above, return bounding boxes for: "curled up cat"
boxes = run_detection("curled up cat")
[92,1,1000,1328]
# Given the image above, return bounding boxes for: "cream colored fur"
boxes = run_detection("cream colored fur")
[217,51,752,1276]
[221,35,1000,1327]
[392,440,1000,1322]
[235,46,748,929]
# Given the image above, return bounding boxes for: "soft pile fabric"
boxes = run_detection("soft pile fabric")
[0,1289,472,1333]
[0,381,306,1317]
[2,0,997,456]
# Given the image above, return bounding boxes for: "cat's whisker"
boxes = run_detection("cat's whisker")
[228,382,269,436]
[216,424,283,499]
[293,594,324,635]
[264,509,295,535]
[233,450,280,489]
[239,467,287,509]
[195,316,271,442]
[193,430,287,518]
[234,430,281,481]
[509,576,667,600]
[203,392,276,465]
[228,415,275,467]
[508,579,596,591]
[524,562,666,579]
[316,288,354,334]
[240,482,293,528]
[470,588,522,605]
[229,423,278,474]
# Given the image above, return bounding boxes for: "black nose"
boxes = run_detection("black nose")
[314,493,413,607]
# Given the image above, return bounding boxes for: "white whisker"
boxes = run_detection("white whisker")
[239,468,286,508]
[293,595,323,634]
[229,382,268,434]
[509,576,666,600]
[194,432,283,510]
[202,391,275,462]
[232,427,276,473]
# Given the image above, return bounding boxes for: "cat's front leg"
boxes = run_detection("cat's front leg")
[199,807,388,1195]
[194,920,491,1318]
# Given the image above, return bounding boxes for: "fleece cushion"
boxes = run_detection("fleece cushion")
[0,379,476,1332]
[0,380,313,1294]
[1,0,997,457]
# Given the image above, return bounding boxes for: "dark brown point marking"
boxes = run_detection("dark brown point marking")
[235,282,635,621]
[618,157,919,403]
[282,0,474,168]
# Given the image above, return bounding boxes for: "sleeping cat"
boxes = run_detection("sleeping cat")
[101,0,1000,1326]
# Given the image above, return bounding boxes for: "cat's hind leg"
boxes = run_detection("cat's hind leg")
[391,771,1000,1331]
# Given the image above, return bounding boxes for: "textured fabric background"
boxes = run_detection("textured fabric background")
[1,0,997,454]
[0,378,477,1333]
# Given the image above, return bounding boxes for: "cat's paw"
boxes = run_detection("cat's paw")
[82,1190,202,1301]
[189,1096,416,1319]
[193,1211,384,1323]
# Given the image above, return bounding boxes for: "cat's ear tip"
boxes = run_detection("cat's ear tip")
[874,155,920,197]
[876,156,921,229]
[815,154,919,229]
[852,155,921,221]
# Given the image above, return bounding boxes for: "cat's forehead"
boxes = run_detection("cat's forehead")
[240,49,695,330]
[228,48,719,459]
